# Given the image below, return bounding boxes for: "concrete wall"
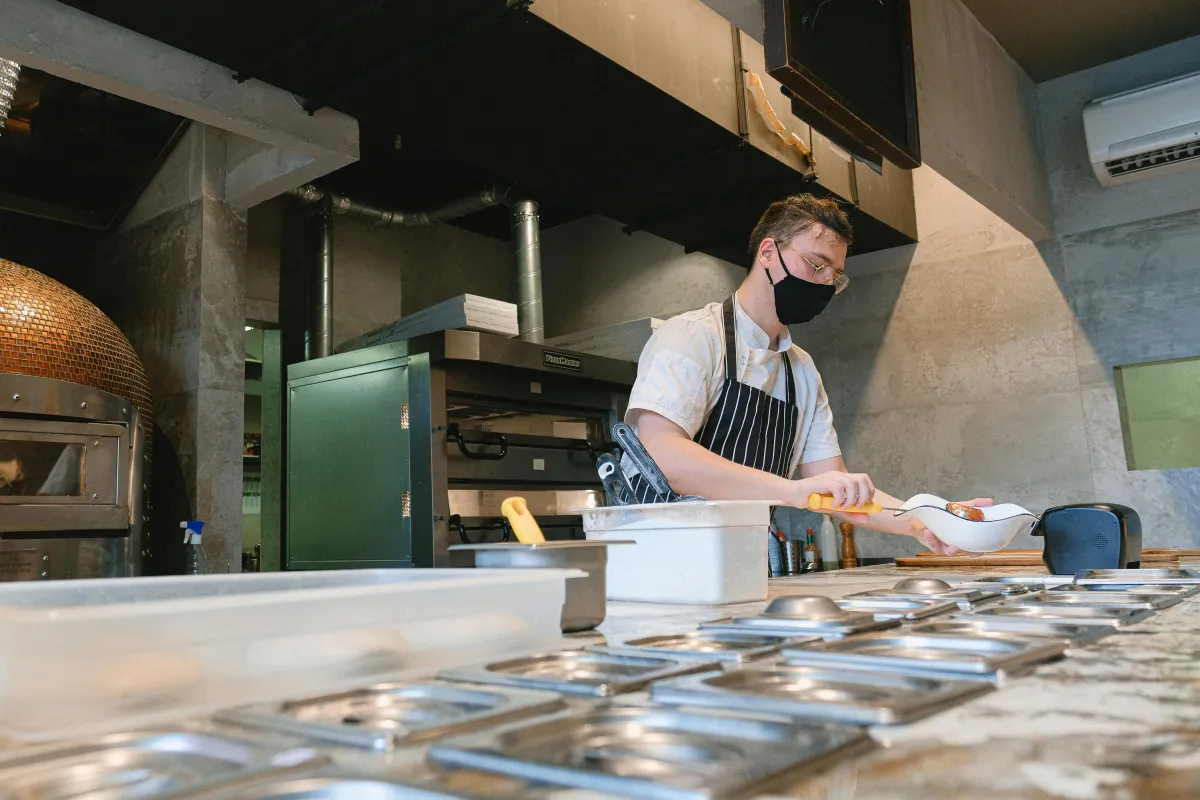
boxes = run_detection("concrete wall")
[1049,208,1200,548]
[87,125,248,574]
[245,199,510,347]
[911,0,1055,242]
[1038,34,1200,237]
[540,215,746,337]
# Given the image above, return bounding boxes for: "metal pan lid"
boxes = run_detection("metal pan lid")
[1074,568,1200,585]
[835,597,960,620]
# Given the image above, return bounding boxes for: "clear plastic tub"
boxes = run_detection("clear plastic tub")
[0,569,570,742]
[581,501,770,605]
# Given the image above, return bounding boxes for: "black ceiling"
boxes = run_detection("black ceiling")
[56,0,912,260]
[0,67,186,231]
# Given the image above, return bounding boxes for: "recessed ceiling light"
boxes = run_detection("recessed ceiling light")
[245,325,254,332]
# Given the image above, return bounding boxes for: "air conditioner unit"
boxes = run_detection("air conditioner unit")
[1083,70,1200,188]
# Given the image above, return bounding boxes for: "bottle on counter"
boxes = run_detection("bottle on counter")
[817,516,840,571]
[181,521,210,576]
[803,529,820,572]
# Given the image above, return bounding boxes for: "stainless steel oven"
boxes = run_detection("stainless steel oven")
[0,374,146,580]
[286,330,634,568]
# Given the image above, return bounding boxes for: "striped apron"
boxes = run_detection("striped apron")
[628,295,800,505]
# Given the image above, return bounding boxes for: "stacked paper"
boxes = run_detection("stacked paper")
[340,294,519,352]
[545,318,663,362]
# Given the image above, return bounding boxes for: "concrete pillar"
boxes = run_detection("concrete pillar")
[90,123,248,574]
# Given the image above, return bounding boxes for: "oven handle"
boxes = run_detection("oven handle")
[451,514,512,544]
[447,423,508,461]
[450,514,469,544]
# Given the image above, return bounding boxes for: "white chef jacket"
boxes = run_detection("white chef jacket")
[625,294,841,477]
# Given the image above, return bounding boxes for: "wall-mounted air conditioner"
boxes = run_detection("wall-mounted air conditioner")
[1083,70,1200,188]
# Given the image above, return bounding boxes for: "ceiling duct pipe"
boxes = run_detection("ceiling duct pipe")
[287,184,508,357]
[509,199,543,343]
[287,184,504,227]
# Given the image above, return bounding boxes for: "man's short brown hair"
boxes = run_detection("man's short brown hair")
[747,193,853,262]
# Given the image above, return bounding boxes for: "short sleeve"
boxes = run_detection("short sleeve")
[800,370,842,464]
[626,317,716,438]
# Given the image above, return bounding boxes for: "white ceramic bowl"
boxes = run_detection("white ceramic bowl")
[896,494,1039,553]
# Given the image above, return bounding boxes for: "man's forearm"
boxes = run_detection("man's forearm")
[647,433,794,501]
[828,488,915,535]
[800,457,912,535]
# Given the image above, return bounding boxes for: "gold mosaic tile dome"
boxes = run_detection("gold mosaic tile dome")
[0,258,153,434]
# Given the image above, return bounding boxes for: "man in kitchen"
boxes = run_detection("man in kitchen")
[623,193,987,554]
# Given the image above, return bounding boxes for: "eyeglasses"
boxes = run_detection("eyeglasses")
[777,239,849,294]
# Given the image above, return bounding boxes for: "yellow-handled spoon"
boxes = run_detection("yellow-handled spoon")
[807,494,988,523]
[501,496,546,544]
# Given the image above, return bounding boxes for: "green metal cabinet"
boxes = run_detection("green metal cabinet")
[286,347,432,569]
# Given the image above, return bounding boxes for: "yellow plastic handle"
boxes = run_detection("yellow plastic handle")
[807,493,883,515]
[501,496,545,544]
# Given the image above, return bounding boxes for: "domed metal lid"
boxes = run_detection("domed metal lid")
[762,595,847,621]
[893,578,953,595]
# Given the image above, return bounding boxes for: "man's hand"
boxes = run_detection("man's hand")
[907,498,994,555]
[793,470,876,513]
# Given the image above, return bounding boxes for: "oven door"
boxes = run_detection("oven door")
[443,398,614,488]
[0,419,130,532]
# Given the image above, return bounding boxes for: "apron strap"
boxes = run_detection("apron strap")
[721,296,738,379]
[723,295,799,409]
[782,349,796,407]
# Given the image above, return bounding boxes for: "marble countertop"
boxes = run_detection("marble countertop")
[593,563,1200,800]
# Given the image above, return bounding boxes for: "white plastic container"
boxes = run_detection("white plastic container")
[0,569,569,742]
[581,501,770,605]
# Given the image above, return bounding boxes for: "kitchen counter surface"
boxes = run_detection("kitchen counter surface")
[596,563,1200,799]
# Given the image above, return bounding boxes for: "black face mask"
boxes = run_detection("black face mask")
[766,240,836,325]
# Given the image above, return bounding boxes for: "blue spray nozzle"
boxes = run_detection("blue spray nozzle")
[180,520,205,543]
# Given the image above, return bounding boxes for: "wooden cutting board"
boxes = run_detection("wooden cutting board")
[897,552,1044,567]
[914,548,1199,556]
[901,548,1194,567]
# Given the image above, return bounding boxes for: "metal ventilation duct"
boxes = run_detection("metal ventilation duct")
[288,184,505,228]
[289,184,514,357]
[308,197,334,359]
[510,199,544,343]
